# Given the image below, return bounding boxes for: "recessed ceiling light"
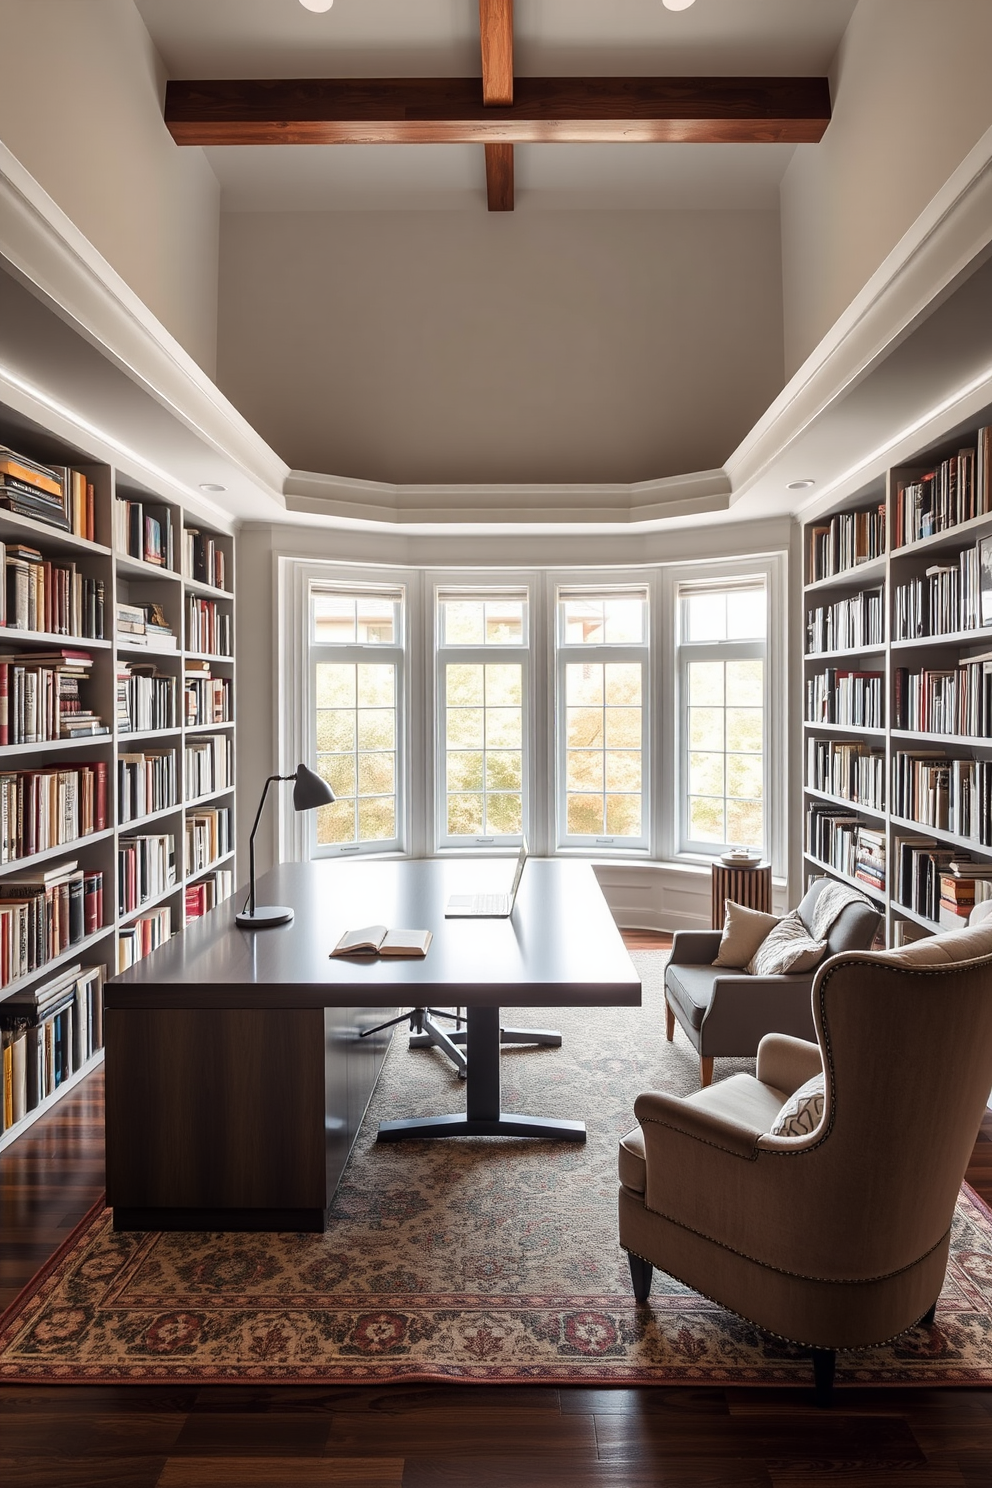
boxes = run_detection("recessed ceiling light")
[663,0,697,10]
[199,482,227,493]
[299,0,334,11]
[787,479,816,491]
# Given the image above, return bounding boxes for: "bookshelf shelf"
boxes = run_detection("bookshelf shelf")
[187,849,236,881]
[184,650,234,664]
[802,852,887,903]
[0,1049,104,1156]
[1,404,237,1149]
[800,413,992,949]
[0,926,115,1009]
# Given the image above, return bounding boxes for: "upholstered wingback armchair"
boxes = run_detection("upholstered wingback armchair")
[665,877,881,1086]
[620,921,992,1401]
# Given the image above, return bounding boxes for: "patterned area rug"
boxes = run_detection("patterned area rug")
[4,950,992,1386]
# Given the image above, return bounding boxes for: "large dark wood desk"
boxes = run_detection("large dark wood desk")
[105,858,641,1232]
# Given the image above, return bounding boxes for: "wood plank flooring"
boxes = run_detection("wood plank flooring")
[2,929,991,1486]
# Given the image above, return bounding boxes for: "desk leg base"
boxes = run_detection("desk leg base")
[377,1112,585,1142]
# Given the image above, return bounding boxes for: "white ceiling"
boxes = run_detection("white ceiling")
[136,0,857,212]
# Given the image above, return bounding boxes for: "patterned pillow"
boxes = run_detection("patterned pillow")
[770,1073,825,1137]
[745,910,827,976]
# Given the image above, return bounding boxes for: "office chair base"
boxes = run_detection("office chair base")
[410,1025,563,1051]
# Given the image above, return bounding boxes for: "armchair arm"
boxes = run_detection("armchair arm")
[756,1033,822,1097]
[669,929,723,966]
[634,1089,763,1160]
[700,972,816,1054]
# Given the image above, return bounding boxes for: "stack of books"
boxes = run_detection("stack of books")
[184,806,231,874]
[116,662,178,733]
[807,502,886,581]
[184,735,233,800]
[114,496,174,568]
[117,907,172,973]
[0,761,108,862]
[0,446,69,533]
[2,541,105,638]
[183,528,226,590]
[184,659,231,725]
[938,858,992,928]
[117,750,178,824]
[185,869,233,925]
[185,596,232,656]
[118,834,176,914]
[115,602,177,652]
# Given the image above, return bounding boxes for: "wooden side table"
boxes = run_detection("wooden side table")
[711,860,772,928]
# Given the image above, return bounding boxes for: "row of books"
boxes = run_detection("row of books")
[0,761,108,864]
[893,430,992,547]
[183,528,227,591]
[807,503,886,583]
[184,660,231,726]
[0,446,95,540]
[2,541,105,639]
[894,837,992,924]
[892,752,992,845]
[806,738,885,811]
[117,749,178,824]
[117,906,172,973]
[805,586,884,655]
[893,656,992,737]
[114,496,174,570]
[118,833,176,915]
[806,668,885,728]
[0,859,102,990]
[185,596,232,657]
[893,542,992,639]
[184,736,233,801]
[0,649,107,745]
[185,869,234,926]
[0,963,105,1131]
[116,601,177,652]
[185,807,231,876]
[806,802,886,892]
[117,663,177,734]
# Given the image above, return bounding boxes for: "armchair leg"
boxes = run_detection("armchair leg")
[812,1348,836,1407]
[665,1000,675,1042]
[627,1252,653,1303]
[699,1056,714,1087]
[921,1300,938,1328]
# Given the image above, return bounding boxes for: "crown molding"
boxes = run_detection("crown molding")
[726,122,992,501]
[0,139,289,503]
[283,466,732,527]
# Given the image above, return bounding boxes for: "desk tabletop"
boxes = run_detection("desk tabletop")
[106,857,642,1010]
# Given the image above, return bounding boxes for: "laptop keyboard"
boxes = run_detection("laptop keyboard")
[470,894,508,914]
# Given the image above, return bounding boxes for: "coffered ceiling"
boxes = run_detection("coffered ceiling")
[135,0,857,212]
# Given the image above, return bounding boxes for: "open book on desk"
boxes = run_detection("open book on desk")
[331,925,433,958]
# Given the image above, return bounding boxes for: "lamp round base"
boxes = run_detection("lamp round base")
[235,905,295,928]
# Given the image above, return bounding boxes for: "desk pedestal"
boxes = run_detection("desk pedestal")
[377,1006,586,1143]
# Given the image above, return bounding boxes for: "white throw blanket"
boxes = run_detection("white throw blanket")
[807,878,873,942]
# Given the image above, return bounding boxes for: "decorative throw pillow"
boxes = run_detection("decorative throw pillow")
[770,1073,825,1137]
[713,900,780,968]
[745,910,828,976]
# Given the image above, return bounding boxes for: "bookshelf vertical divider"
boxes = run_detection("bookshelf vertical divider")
[0,412,236,1152]
[801,424,992,948]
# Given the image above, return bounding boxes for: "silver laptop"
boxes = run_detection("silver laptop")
[445,841,528,918]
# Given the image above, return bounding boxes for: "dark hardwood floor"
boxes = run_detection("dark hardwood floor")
[2,929,991,1486]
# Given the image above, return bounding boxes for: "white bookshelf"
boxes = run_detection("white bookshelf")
[0,400,237,1150]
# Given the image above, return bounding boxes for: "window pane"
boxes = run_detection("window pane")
[688,707,723,750]
[315,661,397,846]
[605,708,640,748]
[566,663,603,706]
[727,753,763,800]
[444,600,485,645]
[563,660,644,839]
[567,794,604,834]
[560,592,646,645]
[444,662,523,837]
[688,662,724,706]
[685,593,726,642]
[727,799,763,847]
[726,707,763,753]
[726,658,763,707]
[605,751,641,791]
[727,589,766,640]
[314,593,397,644]
[605,662,641,706]
[690,752,725,796]
[485,601,524,644]
[606,794,641,835]
[567,751,603,791]
[440,597,525,646]
[689,797,725,842]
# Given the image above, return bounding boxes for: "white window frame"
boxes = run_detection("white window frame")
[434,584,532,850]
[662,555,787,875]
[552,579,652,855]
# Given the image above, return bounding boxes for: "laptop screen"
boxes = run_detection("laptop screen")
[508,840,528,904]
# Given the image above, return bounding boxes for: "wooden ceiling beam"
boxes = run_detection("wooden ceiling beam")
[479,1,514,210]
[164,77,831,147]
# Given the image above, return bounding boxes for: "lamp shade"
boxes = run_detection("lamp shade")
[293,762,336,811]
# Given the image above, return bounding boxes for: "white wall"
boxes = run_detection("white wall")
[0,0,220,376]
[781,0,992,377]
[217,209,783,486]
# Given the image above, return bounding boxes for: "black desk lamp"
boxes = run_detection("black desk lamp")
[236,763,335,928]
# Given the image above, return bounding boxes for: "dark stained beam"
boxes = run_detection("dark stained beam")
[479,0,514,210]
[164,76,831,147]
[485,142,514,211]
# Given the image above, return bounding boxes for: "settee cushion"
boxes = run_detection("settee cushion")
[746,911,827,977]
[713,900,779,968]
[618,1125,646,1194]
[665,962,724,1030]
[770,1072,825,1136]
